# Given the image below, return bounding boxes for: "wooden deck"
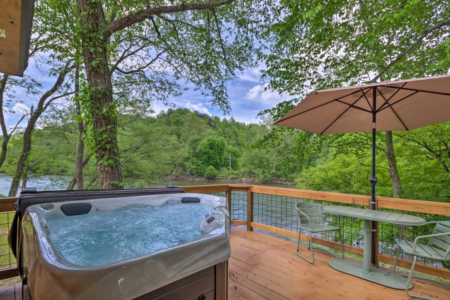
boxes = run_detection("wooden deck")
[0,227,449,300]
[229,227,450,300]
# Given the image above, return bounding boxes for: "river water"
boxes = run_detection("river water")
[0,174,296,196]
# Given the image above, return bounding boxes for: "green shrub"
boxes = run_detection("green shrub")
[204,165,217,179]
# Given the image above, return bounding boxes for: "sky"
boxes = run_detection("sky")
[2,59,295,132]
[150,66,294,124]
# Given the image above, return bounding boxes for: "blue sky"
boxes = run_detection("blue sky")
[151,66,294,124]
[2,59,295,132]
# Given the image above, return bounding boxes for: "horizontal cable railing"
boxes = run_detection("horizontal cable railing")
[0,184,449,283]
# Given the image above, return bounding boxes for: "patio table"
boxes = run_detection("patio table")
[323,205,426,289]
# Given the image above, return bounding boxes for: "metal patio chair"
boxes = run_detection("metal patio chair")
[393,221,450,300]
[295,202,344,264]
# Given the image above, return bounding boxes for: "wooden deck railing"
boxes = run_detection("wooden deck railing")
[1,184,450,282]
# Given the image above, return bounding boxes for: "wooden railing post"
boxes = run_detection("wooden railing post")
[247,187,253,231]
[226,187,232,215]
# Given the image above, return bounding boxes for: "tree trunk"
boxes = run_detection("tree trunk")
[9,106,36,197]
[74,63,85,190]
[384,131,402,197]
[76,0,123,189]
[21,165,28,192]
[0,74,10,169]
[68,155,93,190]
[8,62,73,197]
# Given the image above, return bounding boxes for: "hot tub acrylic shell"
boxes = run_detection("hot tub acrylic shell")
[20,193,231,300]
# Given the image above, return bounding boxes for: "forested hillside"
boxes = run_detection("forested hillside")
[0,108,273,188]
[1,106,450,203]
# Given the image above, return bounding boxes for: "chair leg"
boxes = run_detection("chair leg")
[393,248,449,299]
[337,230,344,259]
[392,246,401,274]
[295,230,345,263]
[317,230,344,260]
[295,229,315,264]
[403,256,440,300]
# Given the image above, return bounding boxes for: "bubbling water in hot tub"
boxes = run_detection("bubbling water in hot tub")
[46,203,212,267]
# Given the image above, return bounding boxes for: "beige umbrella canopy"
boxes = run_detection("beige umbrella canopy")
[275,75,450,135]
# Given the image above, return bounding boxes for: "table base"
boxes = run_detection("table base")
[329,259,413,290]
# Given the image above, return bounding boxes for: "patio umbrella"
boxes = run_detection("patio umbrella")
[274,74,450,262]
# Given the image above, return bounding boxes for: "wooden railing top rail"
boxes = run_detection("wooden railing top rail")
[0,197,17,212]
[249,185,450,216]
[1,185,450,216]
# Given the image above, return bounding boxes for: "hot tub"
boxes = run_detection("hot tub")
[11,188,230,300]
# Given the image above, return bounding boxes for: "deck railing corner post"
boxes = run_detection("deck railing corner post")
[247,187,253,231]
[226,186,232,215]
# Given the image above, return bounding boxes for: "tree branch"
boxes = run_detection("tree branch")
[110,40,153,74]
[114,50,166,75]
[373,20,450,81]
[43,91,77,111]
[9,115,27,136]
[211,8,235,76]
[103,0,236,37]
[0,74,9,137]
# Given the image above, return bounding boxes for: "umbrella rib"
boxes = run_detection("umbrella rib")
[377,85,450,97]
[378,91,419,112]
[274,89,362,124]
[320,88,371,135]
[376,87,409,130]
[361,88,373,111]
[377,82,408,111]
[335,100,372,113]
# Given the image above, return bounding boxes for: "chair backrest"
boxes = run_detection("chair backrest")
[296,202,324,228]
[429,221,450,258]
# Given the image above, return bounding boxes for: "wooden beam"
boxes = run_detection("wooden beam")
[251,186,370,206]
[226,188,232,215]
[379,254,450,280]
[178,185,228,193]
[0,198,17,213]
[247,189,253,232]
[229,186,250,192]
[0,0,34,76]
[231,220,246,226]
[0,267,18,280]
[377,197,450,215]
[251,185,450,216]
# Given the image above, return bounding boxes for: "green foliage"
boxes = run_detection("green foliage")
[0,108,270,185]
[197,136,227,171]
[204,165,218,179]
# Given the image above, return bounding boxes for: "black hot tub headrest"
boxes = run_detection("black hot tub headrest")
[14,186,186,217]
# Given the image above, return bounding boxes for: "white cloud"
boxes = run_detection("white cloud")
[245,83,289,104]
[11,103,30,115]
[245,85,264,100]
[239,68,262,83]
[185,102,212,116]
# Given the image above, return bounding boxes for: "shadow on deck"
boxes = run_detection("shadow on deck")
[0,227,449,300]
[228,227,450,300]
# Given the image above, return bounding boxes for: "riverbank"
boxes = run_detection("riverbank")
[0,174,298,197]
[167,175,296,185]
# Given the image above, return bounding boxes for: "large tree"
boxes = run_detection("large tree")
[258,0,450,196]
[40,0,267,189]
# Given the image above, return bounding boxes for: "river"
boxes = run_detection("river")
[0,174,297,196]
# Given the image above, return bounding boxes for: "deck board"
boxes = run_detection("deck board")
[229,227,450,300]
[0,228,449,299]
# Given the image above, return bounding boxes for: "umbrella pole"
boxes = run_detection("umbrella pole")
[370,87,377,265]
